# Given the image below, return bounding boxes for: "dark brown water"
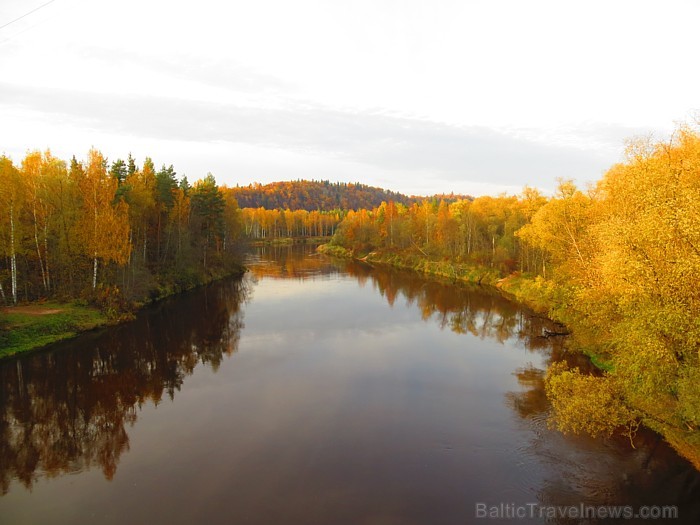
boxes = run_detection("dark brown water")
[1,244,699,524]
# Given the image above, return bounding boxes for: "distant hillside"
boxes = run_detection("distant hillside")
[229,180,414,211]
[229,180,472,211]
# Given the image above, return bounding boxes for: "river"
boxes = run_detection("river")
[1,244,699,524]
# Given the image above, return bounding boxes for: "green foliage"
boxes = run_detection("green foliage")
[156,164,178,209]
[0,303,108,358]
[191,174,225,235]
[127,153,137,176]
[110,158,127,184]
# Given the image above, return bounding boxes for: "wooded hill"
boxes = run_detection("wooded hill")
[229,180,471,211]
[230,180,412,211]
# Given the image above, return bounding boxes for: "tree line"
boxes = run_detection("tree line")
[0,149,242,308]
[327,126,700,460]
[230,180,414,211]
[331,191,546,275]
[229,179,471,211]
[240,207,343,239]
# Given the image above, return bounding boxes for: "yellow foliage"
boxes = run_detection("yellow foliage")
[512,127,700,446]
[516,179,597,282]
[77,149,131,267]
[545,363,636,437]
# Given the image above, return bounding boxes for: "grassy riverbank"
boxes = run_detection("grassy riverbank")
[0,263,246,359]
[319,244,547,310]
[319,243,700,470]
[0,302,110,359]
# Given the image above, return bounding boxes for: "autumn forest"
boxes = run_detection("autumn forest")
[2,126,700,470]
[324,127,700,468]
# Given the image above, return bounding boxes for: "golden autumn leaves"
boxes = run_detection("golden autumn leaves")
[0,149,131,299]
[0,148,241,305]
[536,129,700,448]
[79,150,131,289]
[326,125,700,465]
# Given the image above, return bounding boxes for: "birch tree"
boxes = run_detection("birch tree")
[0,157,23,304]
[77,149,131,290]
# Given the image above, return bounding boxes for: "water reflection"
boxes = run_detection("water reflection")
[1,244,699,524]
[314,248,700,523]
[345,260,563,349]
[249,244,566,351]
[0,279,247,493]
[245,243,340,281]
[507,363,700,523]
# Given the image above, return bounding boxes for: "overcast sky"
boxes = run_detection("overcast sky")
[1,0,698,196]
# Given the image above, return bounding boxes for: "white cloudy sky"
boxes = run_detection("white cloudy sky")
[1,0,698,196]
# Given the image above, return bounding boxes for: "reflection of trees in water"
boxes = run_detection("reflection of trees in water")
[0,278,248,494]
[343,253,700,520]
[351,261,699,518]
[353,260,700,520]
[505,364,700,523]
[345,260,561,350]
[255,250,700,521]
[250,244,562,352]
[506,365,549,422]
[246,244,339,280]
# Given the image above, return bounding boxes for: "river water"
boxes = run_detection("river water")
[1,244,699,524]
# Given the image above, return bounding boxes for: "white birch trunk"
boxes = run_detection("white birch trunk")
[44,222,50,292]
[92,189,98,290]
[33,204,47,292]
[10,203,17,305]
[92,255,98,290]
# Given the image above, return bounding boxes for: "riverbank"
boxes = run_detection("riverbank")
[318,244,548,311]
[0,263,246,360]
[318,243,700,471]
[0,302,110,359]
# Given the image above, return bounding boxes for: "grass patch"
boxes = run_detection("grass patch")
[317,243,353,258]
[585,351,615,372]
[0,302,109,358]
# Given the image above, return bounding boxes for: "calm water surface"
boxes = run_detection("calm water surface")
[1,244,699,524]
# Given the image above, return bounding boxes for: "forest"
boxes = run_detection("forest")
[2,128,699,468]
[239,207,343,240]
[229,180,415,211]
[0,149,243,311]
[324,126,700,467]
[229,179,471,211]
